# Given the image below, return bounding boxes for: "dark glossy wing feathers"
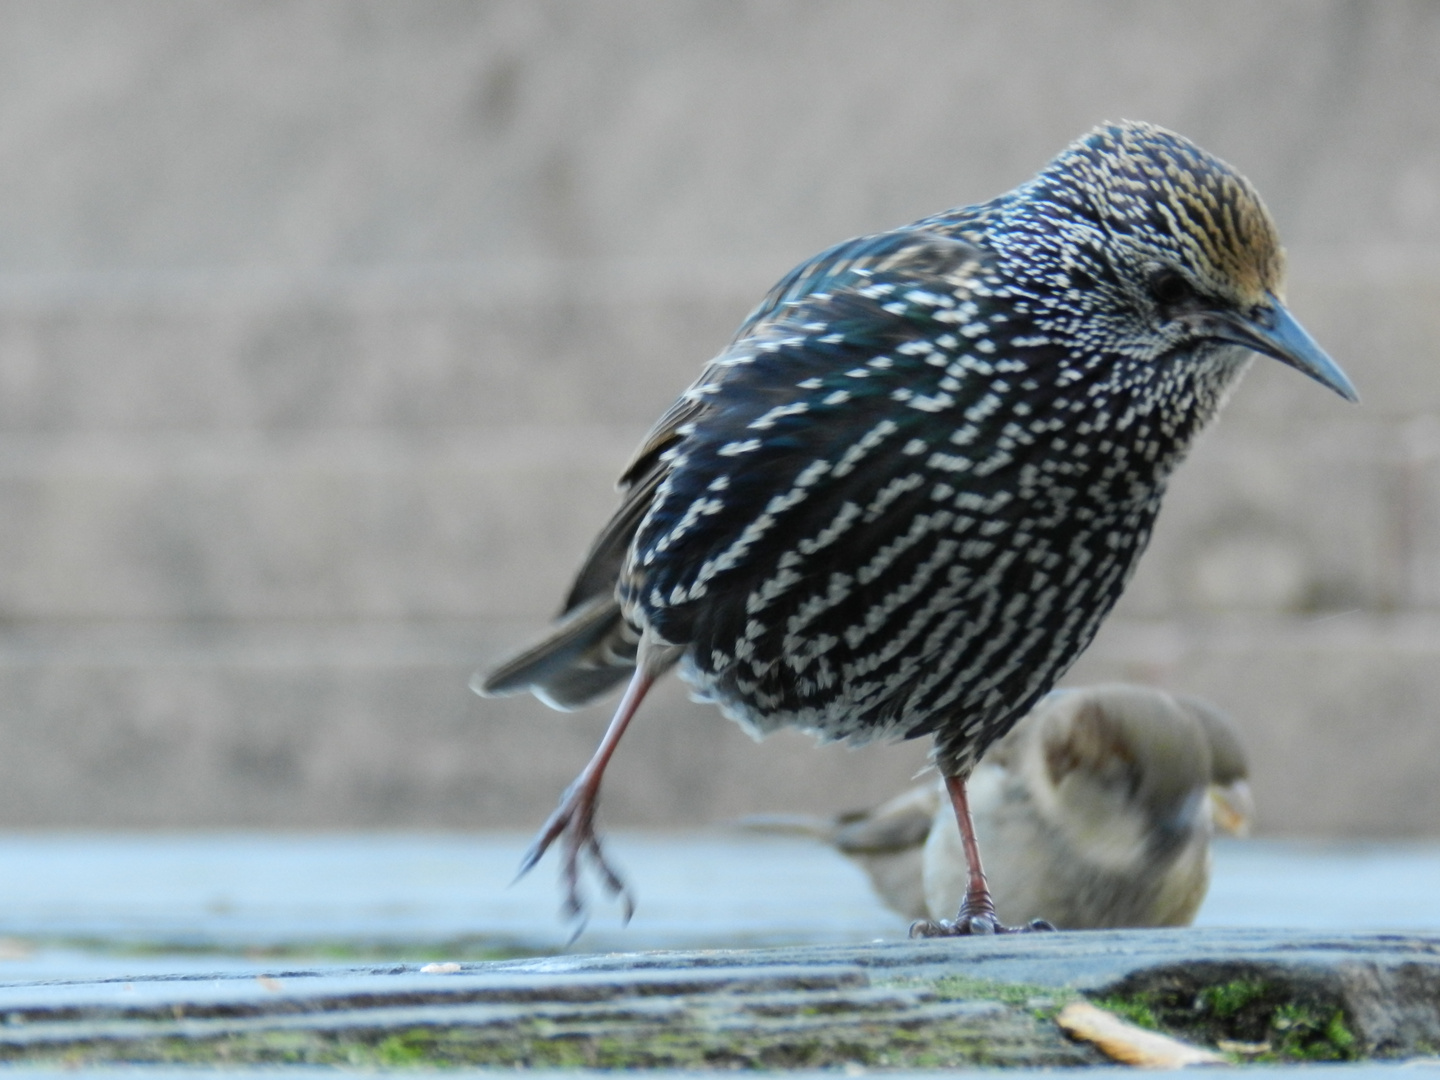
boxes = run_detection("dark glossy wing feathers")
[476,227,991,711]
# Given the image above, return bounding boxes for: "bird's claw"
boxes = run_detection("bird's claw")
[514,778,635,932]
[909,910,1055,937]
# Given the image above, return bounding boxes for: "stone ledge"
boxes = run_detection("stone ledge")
[0,931,1433,1067]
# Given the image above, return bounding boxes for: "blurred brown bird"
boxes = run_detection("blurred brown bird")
[753,685,1252,931]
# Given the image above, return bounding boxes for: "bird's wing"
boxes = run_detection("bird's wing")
[559,464,668,614]
[567,226,988,625]
[734,227,988,339]
[478,227,992,711]
[623,228,997,640]
[615,226,988,486]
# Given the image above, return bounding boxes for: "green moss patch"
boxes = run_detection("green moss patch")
[1095,969,1360,1063]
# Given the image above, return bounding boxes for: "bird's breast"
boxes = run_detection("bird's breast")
[619,263,1226,757]
[631,391,1177,754]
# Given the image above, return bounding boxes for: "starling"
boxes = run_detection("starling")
[477,121,1355,933]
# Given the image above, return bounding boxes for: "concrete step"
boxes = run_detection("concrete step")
[0,258,1422,433]
[0,265,754,433]
[0,412,1418,622]
[0,426,634,621]
[0,620,932,830]
[0,2,1436,276]
[0,615,1430,834]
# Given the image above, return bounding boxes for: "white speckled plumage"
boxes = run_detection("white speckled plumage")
[477,121,1352,928]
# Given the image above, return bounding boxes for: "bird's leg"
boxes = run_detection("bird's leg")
[517,664,656,929]
[910,773,1055,937]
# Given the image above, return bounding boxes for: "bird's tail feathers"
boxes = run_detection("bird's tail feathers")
[832,783,940,854]
[736,781,941,855]
[472,595,640,710]
[734,813,838,841]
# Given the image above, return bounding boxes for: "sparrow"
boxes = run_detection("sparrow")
[758,685,1253,930]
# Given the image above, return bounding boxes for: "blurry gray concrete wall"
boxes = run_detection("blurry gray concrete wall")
[0,0,1435,834]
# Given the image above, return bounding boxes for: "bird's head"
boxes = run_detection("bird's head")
[1010,120,1357,406]
[1024,685,1216,870]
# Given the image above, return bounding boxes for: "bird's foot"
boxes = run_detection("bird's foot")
[909,898,1055,937]
[516,776,635,936]
[910,916,1055,936]
[910,915,1056,936]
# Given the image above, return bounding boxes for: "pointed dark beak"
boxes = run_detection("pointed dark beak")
[1209,294,1359,403]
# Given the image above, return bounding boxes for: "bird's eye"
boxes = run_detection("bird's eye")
[1149,268,1197,310]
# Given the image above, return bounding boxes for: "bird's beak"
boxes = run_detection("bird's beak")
[1208,779,1255,838]
[1208,295,1359,403]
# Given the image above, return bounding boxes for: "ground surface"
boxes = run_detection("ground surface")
[0,831,1431,963]
[0,832,1431,1070]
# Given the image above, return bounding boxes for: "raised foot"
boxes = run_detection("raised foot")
[909,914,1056,937]
[516,777,635,936]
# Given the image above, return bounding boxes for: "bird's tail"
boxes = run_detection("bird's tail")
[737,783,940,854]
[472,595,640,711]
[735,813,840,842]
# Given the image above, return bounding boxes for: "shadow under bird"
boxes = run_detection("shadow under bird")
[766,685,1253,931]
[477,120,1355,934]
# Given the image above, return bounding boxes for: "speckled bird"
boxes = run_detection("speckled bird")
[477,121,1355,934]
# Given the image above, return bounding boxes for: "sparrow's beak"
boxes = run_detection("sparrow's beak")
[1209,294,1359,403]
[1208,779,1255,838]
